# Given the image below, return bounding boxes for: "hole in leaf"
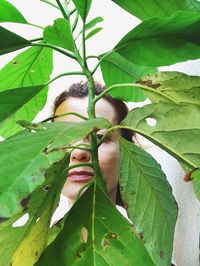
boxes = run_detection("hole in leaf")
[101,238,110,247]
[12,213,29,227]
[81,227,88,243]
[36,217,40,223]
[145,118,157,126]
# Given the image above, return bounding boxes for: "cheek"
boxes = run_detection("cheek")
[98,142,120,178]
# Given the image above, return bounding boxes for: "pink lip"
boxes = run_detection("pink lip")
[67,171,94,182]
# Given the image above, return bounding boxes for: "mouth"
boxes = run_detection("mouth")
[67,171,94,182]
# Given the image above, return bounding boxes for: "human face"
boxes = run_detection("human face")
[54,96,120,207]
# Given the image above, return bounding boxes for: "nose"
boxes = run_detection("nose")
[70,147,91,163]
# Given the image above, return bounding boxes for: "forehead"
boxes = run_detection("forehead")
[54,96,118,125]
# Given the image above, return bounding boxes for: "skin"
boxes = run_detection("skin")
[55,96,120,208]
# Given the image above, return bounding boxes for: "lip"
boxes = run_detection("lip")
[67,171,94,182]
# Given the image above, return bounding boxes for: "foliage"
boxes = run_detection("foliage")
[0,0,199,265]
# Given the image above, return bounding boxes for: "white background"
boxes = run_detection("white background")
[1,1,200,265]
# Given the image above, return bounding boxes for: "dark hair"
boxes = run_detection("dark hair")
[53,81,133,206]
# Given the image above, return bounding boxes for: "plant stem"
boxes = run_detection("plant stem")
[82,21,87,66]
[41,112,88,123]
[93,83,179,104]
[47,145,91,152]
[91,50,113,74]
[29,37,43,42]
[70,8,76,16]
[66,163,93,172]
[72,12,79,32]
[39,0,59,9]
[28,23,44,30]
[56,0,69,19]
[74,181,93,202]
[31,42,77,60]
[45,71,84,87]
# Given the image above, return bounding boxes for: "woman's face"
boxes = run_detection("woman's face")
[54,96,120,206]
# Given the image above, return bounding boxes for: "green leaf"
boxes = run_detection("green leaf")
[36,184,155,265]
[0,0,28,23]
[111,0,200,20]
[72,0,92,21]
[85,16,103,31]
[85,27,103,40]
[138,71,200,105]
[115,11,200,67]
[100,51,157,102]
[0,85,45,125]
[121,102,200,169]
[0,117,110,217]
[43,18,74,52]
[119,137,177,265]
[0,154,69,266]
[0,26,29,55]
[0,45,53,138]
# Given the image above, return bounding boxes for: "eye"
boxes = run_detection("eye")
[97,133,104,141]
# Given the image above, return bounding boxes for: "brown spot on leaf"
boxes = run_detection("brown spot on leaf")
[40,57,44,60]
[12,60,18,65]
[76,252,81,258]
[130,191,135,195]
[33,123,38,128]
[0,217,8,223]
[154,241,157,246]
[127,260,130,264]
[123,201,128,210]
[184,168,199,182]
[120,186,123,191]
[136,79,161,89]
[160,250,164,259]
[35,251,38,256]
[81,227,88,244]
[21,195,31,211]
[138,232,144,239]
[102,238,110,247]
[110,232,117,239]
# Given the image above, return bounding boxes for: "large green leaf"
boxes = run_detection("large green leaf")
[72,0,92,21]
[0,118,110,217]
[119,137,177,265]
[36,184,155,265]
[138,71,200,105]
[100,51,157,102]
[114,11,200,67]
[0,0,28,23]
[0,85,45,125]
[111,0,200,20]
[0,45,53,138]
[43,18,74,52]
[0,26,29,55]
[0,154,69,266]
[121,103,200,169]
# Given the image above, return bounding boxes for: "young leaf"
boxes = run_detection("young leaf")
[0,0,28,23]
[0,118,110,217]
[138,71,200,105]
[85,16,103,31]
[72,0,92,21]
[43,18,74,52]
[0,154,69,266]
[115,11,200,67]
[119,137,177,265]
[0,45,53,138]
[36,184,155,265]
[121,102,200,170]
[0,26,29,55]
[100,51,157,102]
[85,27,103,40]
[111,0,200,20]
[0,85,45,125]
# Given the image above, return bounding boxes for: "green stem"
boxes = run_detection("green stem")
[29,37,43,42]
[93,83,179,104]
[86,55,98,60]
[72,12,79,32]
[70,7,76,16]
[31,42,77,60]
[82,21,87,66]
[66,163,93,172]
[45,71,84,87]
[47,145,91,152]
[41,112,88,122]
[91,50,113,74]
[56,0,69,19]
[39,0,59,9]
[28,23,44,30]
[98,126,121,147]
[74,181,93,202]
